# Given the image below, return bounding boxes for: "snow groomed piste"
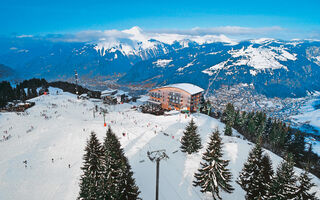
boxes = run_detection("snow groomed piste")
[0,87,319,200]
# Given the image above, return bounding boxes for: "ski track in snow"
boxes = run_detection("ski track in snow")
[0,87,319,200]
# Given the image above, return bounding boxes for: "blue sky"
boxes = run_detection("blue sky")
[1,0,320,39]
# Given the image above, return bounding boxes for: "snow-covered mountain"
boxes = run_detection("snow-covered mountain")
[93,26,236,58]
[0,88,319,199]
[120,38,320,98]
[0,27,236,80]
[1,28,320,97]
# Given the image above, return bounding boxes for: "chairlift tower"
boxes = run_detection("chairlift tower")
[74,70,79,96]
[147,149,169,200]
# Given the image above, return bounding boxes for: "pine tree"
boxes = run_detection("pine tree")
[180,119,202,154]
[20,88,27,101]
[296,169,317,200]
[269,120,281,151]
[102,126,140,200]
[31,87,38,98]
[193,129,234,200]
[263,117,273,143]
[120,156,141,200]
[233,110,241,130]
[261,154,273,184]
[240,111,248,134]
[261,154,274,198]
[78,132,105,200]
[254,112,266,140]
[237,143,268,199]
[27,88,32,99]
[247,117,256,139]
[269,155,299,200]
[224,123,232,136]
[0,81,14,107]
[222,103,235,126]
[288,130,305,163]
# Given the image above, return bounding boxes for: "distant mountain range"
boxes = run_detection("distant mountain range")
[0,64,15,80]
[1,27,320,98]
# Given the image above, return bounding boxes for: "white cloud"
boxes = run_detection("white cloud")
[44,26,320,43]
[149,26,284,36]
[16,34,33,38]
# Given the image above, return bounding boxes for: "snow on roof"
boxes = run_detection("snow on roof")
[162,83,204,95]
[101,89,117,95]
[137,95,149,102]
[116,90,128,96]
[147,99,161,105]
[101,93,114,98]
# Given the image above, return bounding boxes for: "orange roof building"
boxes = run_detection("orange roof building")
[148,83,204,112]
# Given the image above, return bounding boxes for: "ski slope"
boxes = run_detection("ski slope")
[0,88,319,200]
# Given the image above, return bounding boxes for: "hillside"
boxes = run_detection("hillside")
[0,88,319,199]
[0,64,15,81]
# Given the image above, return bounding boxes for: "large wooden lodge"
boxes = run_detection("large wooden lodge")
[148,83,204,112]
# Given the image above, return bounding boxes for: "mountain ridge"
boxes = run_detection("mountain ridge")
[1,29,320,98]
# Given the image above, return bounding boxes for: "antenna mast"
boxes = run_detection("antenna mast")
[74,70,79,96]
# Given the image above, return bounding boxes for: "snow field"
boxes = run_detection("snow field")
[0,88,319,200]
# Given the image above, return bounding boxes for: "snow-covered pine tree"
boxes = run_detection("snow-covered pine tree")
[193,129,234,200]
[120,156,141,200]
[233,110,241,130]
[288,130,305,163]
[269,155,299,200]
[261,154,274,198]
[101,127,120,199]
[263,117,272,140]
[261,154,273,183]
[221,103,235,128]
[254,112,266,140]
[224,123,232,136]
[247,117,256,139]
[180,118,202,154]
[296,169,317,200]
[102,126,140,200]
[237,142,269,199]
[78,132,105,200]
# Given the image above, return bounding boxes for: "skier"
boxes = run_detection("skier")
[68,164,71,168]
[52,158,54,163]
[23,160,28,168]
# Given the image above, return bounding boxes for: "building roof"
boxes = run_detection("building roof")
[147,99,161,105]
[137,95,149,102]
[115,90,128,96]
[162,83,204,95]
[101,93,113,98]
[79,93,88,97]
[101,89,117,95]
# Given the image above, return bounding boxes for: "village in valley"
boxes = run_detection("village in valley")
[208,83,318,124]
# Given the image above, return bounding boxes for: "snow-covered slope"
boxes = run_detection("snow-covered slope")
[203,44,297,76]
[0,89,319,200]
[290,91,320,156]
